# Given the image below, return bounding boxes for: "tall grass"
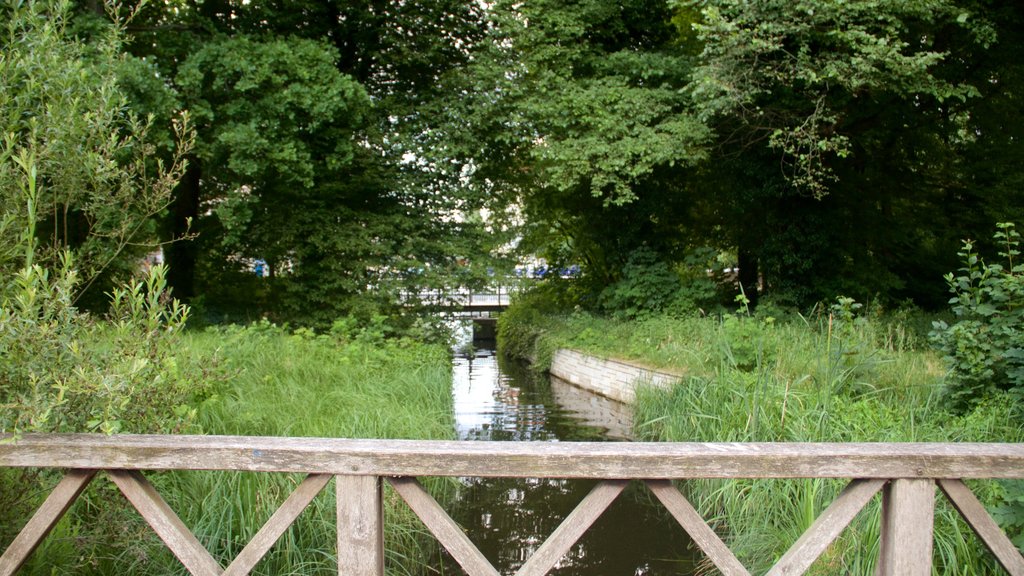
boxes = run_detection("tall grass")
[502,302,1023,574]
[173,323,454,575]
[20,322,455,575]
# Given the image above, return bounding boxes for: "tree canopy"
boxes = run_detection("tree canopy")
[27,0,1022,321]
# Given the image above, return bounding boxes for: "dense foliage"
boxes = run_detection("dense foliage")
[0,0,203,438]
[115,0,503,326]
[932,223,1024,410]
[0,0,188,304]
[18,0,1011,321]
[452,0,712,292]
[462,0,1023,310]
[1,1,216,565]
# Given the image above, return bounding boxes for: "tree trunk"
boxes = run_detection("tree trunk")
[165,157,201,301]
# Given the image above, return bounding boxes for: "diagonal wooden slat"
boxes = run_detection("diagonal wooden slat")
[766,479,886,576]
[514,480,628,576]
[0,469,96,576]
[645,480,750,576]
[337,475,384,576]
[938,478,1024,576]
[108,470,222,576]
[388,476,500,576]
[220,473,331,576]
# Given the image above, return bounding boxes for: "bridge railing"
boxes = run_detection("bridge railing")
[411,286,513,309]
[2,435,1024,576]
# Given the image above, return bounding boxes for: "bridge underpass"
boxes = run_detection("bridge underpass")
[409,289,512,343]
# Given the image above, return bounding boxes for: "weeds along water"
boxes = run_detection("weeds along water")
[179,324,456,576]
[19,322,457,575]
[502,306,1024,575]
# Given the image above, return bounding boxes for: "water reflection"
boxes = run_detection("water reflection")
[441,349,697,575]
[453,350,607,442]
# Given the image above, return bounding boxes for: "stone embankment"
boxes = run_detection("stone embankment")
[548,349,681,404]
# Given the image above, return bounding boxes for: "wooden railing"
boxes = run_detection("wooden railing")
[2,435,1024,576]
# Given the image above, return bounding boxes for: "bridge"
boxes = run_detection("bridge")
[2,434,1024,576]
[411,288,512,340]
[413,288,513,314]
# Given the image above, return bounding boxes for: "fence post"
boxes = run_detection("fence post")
[337,475,384,576]
[876,479,935,576]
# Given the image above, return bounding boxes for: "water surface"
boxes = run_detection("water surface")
[438,349,698,575]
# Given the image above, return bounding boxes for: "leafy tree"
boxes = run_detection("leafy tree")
[116,0,501,325]
[456,0,711,296]
[688,0,980,195]
[173,35,380,323]
[1,0,188,303]
[685,0,1024,307]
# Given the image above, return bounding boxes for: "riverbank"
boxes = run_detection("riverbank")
[549,349,679,404]
[497,302,1024,574]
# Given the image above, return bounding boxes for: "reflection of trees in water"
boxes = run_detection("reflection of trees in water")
[445,477,696,575]
[457,352,607,442]
[443,350,697,575]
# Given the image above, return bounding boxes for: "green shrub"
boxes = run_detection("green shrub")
[930,222,1024,552]
[497,282,572,366]
[931,222,1024,411]
[718,313,773,372]
[598,246,682,319]
[0,261,210,436]
[0,260,222,572]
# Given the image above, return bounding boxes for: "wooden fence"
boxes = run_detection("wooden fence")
[2,434,1024,575]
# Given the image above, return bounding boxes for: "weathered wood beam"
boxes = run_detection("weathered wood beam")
[222,473,331,576]
[515,480,627,576]
[0,469,96,576]
[766,479,885,576]
[645,480,750,576]
[108,470,222,576]
[875,479,936,576]
[2,435,1023,479]
[938,479,1024,576]
[388,477,500,576]
[336,475,384,576]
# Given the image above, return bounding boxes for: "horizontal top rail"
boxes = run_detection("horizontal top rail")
[2,434,1024,479]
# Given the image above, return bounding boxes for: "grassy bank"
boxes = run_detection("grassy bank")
[21,322,454,575]
[499,296,1023,574]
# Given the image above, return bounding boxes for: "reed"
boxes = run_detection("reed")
[505,304,1023,574]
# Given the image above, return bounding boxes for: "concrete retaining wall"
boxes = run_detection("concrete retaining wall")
[549,349,681,405]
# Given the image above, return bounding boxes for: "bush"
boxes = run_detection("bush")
[0,260,221,570]
[496,282,575,367]
[1,1,204,567]
[598,246,681,319]
[0,260,210,436]
[931,223,1024,411]
[930,222,1024,551]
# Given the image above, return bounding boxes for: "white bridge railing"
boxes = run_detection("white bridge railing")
[411,287,513,310]
[2,435,1024,575]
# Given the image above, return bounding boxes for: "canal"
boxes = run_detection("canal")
[436,347,699,575]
